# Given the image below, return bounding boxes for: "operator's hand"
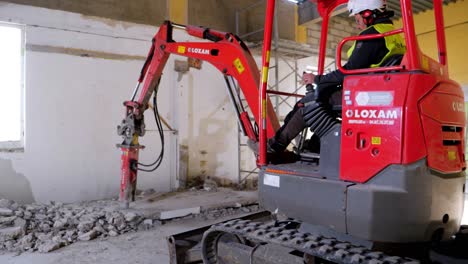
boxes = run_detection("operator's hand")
[302,71,316,95]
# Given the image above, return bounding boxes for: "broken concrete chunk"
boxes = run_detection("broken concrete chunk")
[53,219,67,230]
[0,226,23,242]
[0,208,14,216]
[38,241,64,253]
[14,210,24,218]
[0,199,13,209]
[241,207,251,213]
[108,230,118,237]
[77,220,94,232]
[39,223,51,233]
[78,230,98,241]
[159,207,201,220]
[4,240,15,251]
[23,211,32,220]
[143,219,153,226]
[93,224,106,235]
[35,214,48,221]
[36,233,53,242]
[203,177,218,192]
[18,233,34,250]
[14,217,27,232]
[124,212,137,222]
[138,219,153,231]
[0,216,17,226]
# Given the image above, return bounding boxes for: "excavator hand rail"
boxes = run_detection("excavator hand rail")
[336,28,405,75]
[266,90,304,98]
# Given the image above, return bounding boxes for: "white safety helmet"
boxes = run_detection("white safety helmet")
[347,0,387,16]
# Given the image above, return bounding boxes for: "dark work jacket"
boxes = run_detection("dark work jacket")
[313,17,395,103]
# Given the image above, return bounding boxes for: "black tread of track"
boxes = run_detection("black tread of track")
[202,219,420,264]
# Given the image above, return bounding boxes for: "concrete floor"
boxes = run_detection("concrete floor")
[0,194,467,264]
[0,212,247,264]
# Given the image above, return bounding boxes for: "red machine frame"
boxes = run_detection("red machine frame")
[118,0,464,204]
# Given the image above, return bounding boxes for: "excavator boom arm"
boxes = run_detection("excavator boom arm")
[117,21,281,206]
[136,21,279,135]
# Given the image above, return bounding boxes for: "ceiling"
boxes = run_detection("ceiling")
[298,0,459,26]
[386,0,458,18]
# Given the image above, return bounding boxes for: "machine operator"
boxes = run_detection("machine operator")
[253,0,406,156]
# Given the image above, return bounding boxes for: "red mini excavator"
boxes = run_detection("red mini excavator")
[116,0,468,263]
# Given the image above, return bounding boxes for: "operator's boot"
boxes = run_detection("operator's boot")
[306,133,321,153]
[268,108,306,154]
[247,139,277,156]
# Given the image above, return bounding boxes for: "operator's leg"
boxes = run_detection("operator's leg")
[269,107,306,153]
[268,92,318,153]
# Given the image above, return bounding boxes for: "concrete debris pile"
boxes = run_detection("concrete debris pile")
[0,188,260,254]
[201,204,259,221]
[0,199,155,253]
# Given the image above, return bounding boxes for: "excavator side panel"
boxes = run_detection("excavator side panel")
[346,159,466,243]
[416,76,466,173]
[340,73,409,183]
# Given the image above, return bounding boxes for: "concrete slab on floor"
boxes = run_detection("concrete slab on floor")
[108,188,258,220]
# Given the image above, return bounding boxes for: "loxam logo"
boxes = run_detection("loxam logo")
[452,102,465,113]
[345,109,398,119]
[188,47,210,55]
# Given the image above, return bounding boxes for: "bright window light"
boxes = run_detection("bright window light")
[287,0,307,4]
[0,24,23,148]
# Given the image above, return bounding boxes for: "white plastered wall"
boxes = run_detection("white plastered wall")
[0,2,239,203]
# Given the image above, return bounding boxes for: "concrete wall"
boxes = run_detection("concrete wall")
[0,0,167,26]
[176,64,239,187]
[305,16,358,58]
[1,0,298,42]
[394,0,468,87]
[0,2,239,203]
[187,0,296,41]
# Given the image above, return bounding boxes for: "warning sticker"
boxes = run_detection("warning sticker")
[177,46,186,54]
[371,137,381,145]
[448,151,457,161]
[233,58,245,74]
[264,174,280,188]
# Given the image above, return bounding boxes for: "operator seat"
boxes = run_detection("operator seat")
[381,53,404,67]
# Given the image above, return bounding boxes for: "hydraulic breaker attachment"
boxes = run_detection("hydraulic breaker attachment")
[117,100,146,208]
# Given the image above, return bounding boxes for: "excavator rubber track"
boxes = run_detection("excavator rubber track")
[202,218,420,264]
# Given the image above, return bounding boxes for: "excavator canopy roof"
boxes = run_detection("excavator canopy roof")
[310,0,349,18]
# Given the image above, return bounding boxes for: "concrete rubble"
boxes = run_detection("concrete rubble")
[0,188,259,254]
